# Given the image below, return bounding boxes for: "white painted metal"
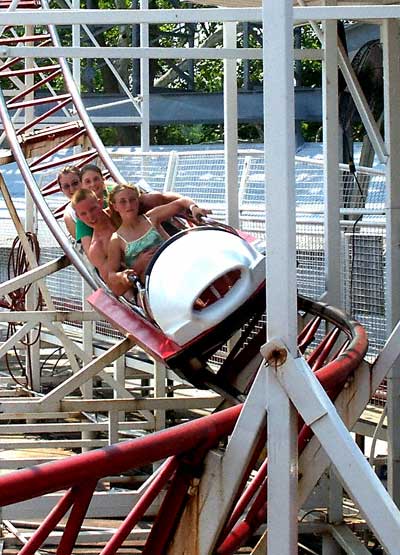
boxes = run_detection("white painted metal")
[72,0,81,91]
[264,0,297,352]
[0,46,262,60]
[0,0,20,37]
[263,0,298,552]
[197,365,267,553]
[164,151,178,191]
[141,0,150,150]
[108,410,119,445]
[1,490,159,520]
[154,361,167,431]
[2,6,400,28]
[82,279,94,422]
[322,533,341,555]
[381,18,400,507]
[0,8,262,26]
[298,317,400,504]
[0,260,70,297]
[279,352,400,555]
[0,322,37,360]
[65,0,142,115]
[0,45,321,61]
[330,524,372,555]
[322,19,341,307]
[326,468,343,555]
[35,338,134,411]
[223,21,239,229]
[60,396,221,412]
[322,19,343,548]
[114,355,126,424]
[146,229,265,344]
[23,26,41,392]
[267,361,298,555]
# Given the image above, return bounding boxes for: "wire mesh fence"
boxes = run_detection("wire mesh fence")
[0,148,388,365]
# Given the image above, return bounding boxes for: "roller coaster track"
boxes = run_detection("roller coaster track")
[0,299,369,554]
[0,0,127,290]
[0,1,386,553]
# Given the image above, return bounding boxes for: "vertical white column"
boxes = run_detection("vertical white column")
[382,18,400,506]
[322,20,341,307]
[154,360,166,431]
[322,21,342,554]
[72,0,81,91]
[24,25,40,391]
[140,0,150,151]
[114,354,125,426]
[81,280,94,452]
[266,365,298,555]
[264,2,297,351]
[263,1,298,554]
[223,21,239,229]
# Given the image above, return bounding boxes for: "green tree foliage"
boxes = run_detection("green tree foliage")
[55,3,325,146]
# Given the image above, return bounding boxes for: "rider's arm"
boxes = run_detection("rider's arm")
[140,192,211,221]
[107,233,132,296]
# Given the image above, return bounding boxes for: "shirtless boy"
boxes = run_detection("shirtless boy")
[72,187,210,295]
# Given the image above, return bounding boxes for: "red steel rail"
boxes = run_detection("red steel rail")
[0,297,367,554]
[0,2,369,553]
[0,0,127,289]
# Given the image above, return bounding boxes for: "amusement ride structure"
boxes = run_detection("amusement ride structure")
[0,1,400,554]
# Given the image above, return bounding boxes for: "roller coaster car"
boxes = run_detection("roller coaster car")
[88,219,266,394]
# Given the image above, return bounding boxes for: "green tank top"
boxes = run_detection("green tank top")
[120,226,164,268]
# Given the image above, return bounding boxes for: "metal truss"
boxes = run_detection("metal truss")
[1,1,400,552]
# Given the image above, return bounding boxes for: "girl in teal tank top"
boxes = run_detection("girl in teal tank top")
[119,221,164,268]
[107,184,202,293]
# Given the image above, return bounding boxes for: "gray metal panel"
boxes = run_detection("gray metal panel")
[16,88,321,125]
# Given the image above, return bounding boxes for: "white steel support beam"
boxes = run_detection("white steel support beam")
[38,337,134,411]
[72,0,81,91]
[0,46,261,60]
[322,20,342,553]
[322,19,341,307]
[0,257,70,298]
[24,26,40,391]
[263,6,297,350]
[82,280,94,410]
[381,18,400,507]
[266,359,298,555]
[263,0,298,553]
[329,524,372,555]
[0,8,262,26]
[4,6,400,27]
[140,0,150,151]
[277,349,400,555]
[154,360,166,431]
[196,366,267,553]
[223,21,239,229]
[299,317,400,506]
[80,278,93,448]
[3,6,400,28]
[114,354,126,425]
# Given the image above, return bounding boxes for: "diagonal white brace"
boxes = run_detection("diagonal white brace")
[276,351,400,555]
